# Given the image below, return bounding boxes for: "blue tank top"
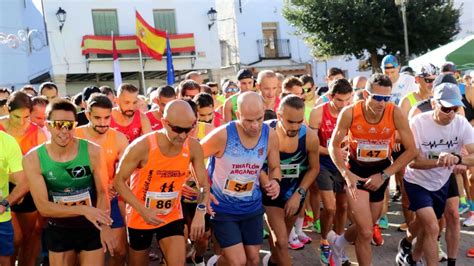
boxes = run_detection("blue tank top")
[264,120,308,201]
[207,121,269,215]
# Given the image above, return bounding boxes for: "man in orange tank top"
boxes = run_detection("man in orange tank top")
[114,100,209,266]
[327,74,417,266]
[76,93,129,266]
[110,84,151,142]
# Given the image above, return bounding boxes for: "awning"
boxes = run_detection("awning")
[81,33,195,55]
[409,35,474,71]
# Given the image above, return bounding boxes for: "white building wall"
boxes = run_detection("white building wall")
[454,0,474,39]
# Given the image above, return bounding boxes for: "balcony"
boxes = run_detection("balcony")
[257,39,291,60]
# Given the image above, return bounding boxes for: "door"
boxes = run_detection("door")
[262,22,278,58]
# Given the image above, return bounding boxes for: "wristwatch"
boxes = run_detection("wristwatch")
[381,171,391,182]
[296,187,307,199]
[453,153,462,165]
[0,199,10,211]
[196,203,206,212]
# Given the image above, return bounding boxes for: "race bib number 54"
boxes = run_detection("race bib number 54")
[223,176,254,198]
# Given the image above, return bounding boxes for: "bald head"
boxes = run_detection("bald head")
[237,91,264,113]
[163,100,196,125]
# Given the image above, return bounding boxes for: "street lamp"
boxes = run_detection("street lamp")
[395,0,409,59]
[56,7,67,32]
[207,7,217,30]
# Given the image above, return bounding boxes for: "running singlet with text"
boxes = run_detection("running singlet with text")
[264,120,308,200]
[37,139,97,228]
[110,111,142,142]
[127,132,190,229]
[207,121,269,215]
[75,128,121,183]
[318,102,339,171]
[348,101,396,163]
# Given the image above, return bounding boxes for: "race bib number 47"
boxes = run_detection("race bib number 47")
[53,191,92,207]
[357,142,389,162]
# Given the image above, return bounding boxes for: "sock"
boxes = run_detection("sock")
[447,258,456,266]
[289,227,298,241]
[469,199,474,211]
[194,255,204,263]
[460,197,467,205]
[295,217,304,234]
[335,233,349,248]
[305,210,314,219]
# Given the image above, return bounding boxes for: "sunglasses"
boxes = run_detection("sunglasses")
[166,120,196,134]
[437,102,458,114]
[0,99,7,107]
[424,78,435,84]
[47,120,77,130]
[367,91,392,102]
[224,87,239,93]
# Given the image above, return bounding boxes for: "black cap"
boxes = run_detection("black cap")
[433,73,458,88]
[400,66,415,76]
[82,86,101,102]
[237,69,253,80]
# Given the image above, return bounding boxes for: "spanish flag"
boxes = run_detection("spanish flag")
[135,11,166,61]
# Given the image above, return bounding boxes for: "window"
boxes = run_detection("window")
[92,10,119,36]
[153,10,177,34]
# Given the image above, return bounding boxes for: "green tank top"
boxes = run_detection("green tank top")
[37,139,96,228]
[406,92,418,108]
[231,94,238,120]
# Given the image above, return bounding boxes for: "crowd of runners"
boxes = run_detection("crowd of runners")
[1,54,474,266]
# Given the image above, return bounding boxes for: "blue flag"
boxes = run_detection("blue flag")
[166,34,175,85]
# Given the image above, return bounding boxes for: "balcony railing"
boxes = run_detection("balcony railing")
[81,33,195,58]
[257,39,291,59]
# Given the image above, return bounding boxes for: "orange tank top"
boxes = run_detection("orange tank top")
[0,123,40,155]
[127,132,190,229]
[348,101,396,163]
[75,128,120,183]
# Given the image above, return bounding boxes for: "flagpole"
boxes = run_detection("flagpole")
[138,46,146,94]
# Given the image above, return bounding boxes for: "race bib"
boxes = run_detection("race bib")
[145,191,178,215]
[281,164,299,179]
[356,142,389,162]
[53,191,92,207]
[223,176,254,198]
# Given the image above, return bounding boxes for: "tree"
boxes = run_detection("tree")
[283,0,461,72]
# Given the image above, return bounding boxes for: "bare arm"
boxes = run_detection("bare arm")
[223,98,233,123]
[189,139,209,206]
[328,107,352,177]
[298,128,320,191]
[89,144,110,212]
[116,131,130,160]
[399,97,412,119]
[140,113,152,134]
[7,171,29,205]
[266,129,281,182]
[384,107,417,175]
[200,127,226,158]
[308,105,327,154]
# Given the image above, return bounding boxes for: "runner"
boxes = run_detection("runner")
[0,131,29,266]
[223,69,255,122]
[75,94,129,266]
[262,95,319,266]
[39,82,60,102]
[327,74,417,266]
[110,83,151,142]
[396,83,474,266]
[201,91,281,266]
[99,86,117,108]
[113,100,209,266]
[314,67,346,106]
[308,78,353,265]
[20,85,38,97]
[0,87,10,117]
[145,85,177,131]
[194,92,221,126]
[178,80,201,99]
[0,91,47,266]
[257,70,280,112]
[23,99,115,266]
[300,75,317,121]
[281,77,304,98]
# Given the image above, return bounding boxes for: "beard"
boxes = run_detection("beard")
[121,109,135,118]
[93,125,109,135]
[286,129,299,137]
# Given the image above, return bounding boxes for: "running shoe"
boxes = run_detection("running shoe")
[313,218,321,234]
[371,224,384,246]
[298,231,312,244]
[392,186,401,202]
[398,223,408,232]
[327,230,343,266]
[467,247,474,258]
[438,241,447,262]
[320,240,331,265]
[397,238,412,259]
[288,236,305,250]
[378,215,389,229]
[303,213,314,229]
[206,255,220,266]
[396,253,424,266]
[463,212,474,227]
[459,202,470,215]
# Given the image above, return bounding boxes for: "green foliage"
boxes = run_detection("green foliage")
[283,0,461,69]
